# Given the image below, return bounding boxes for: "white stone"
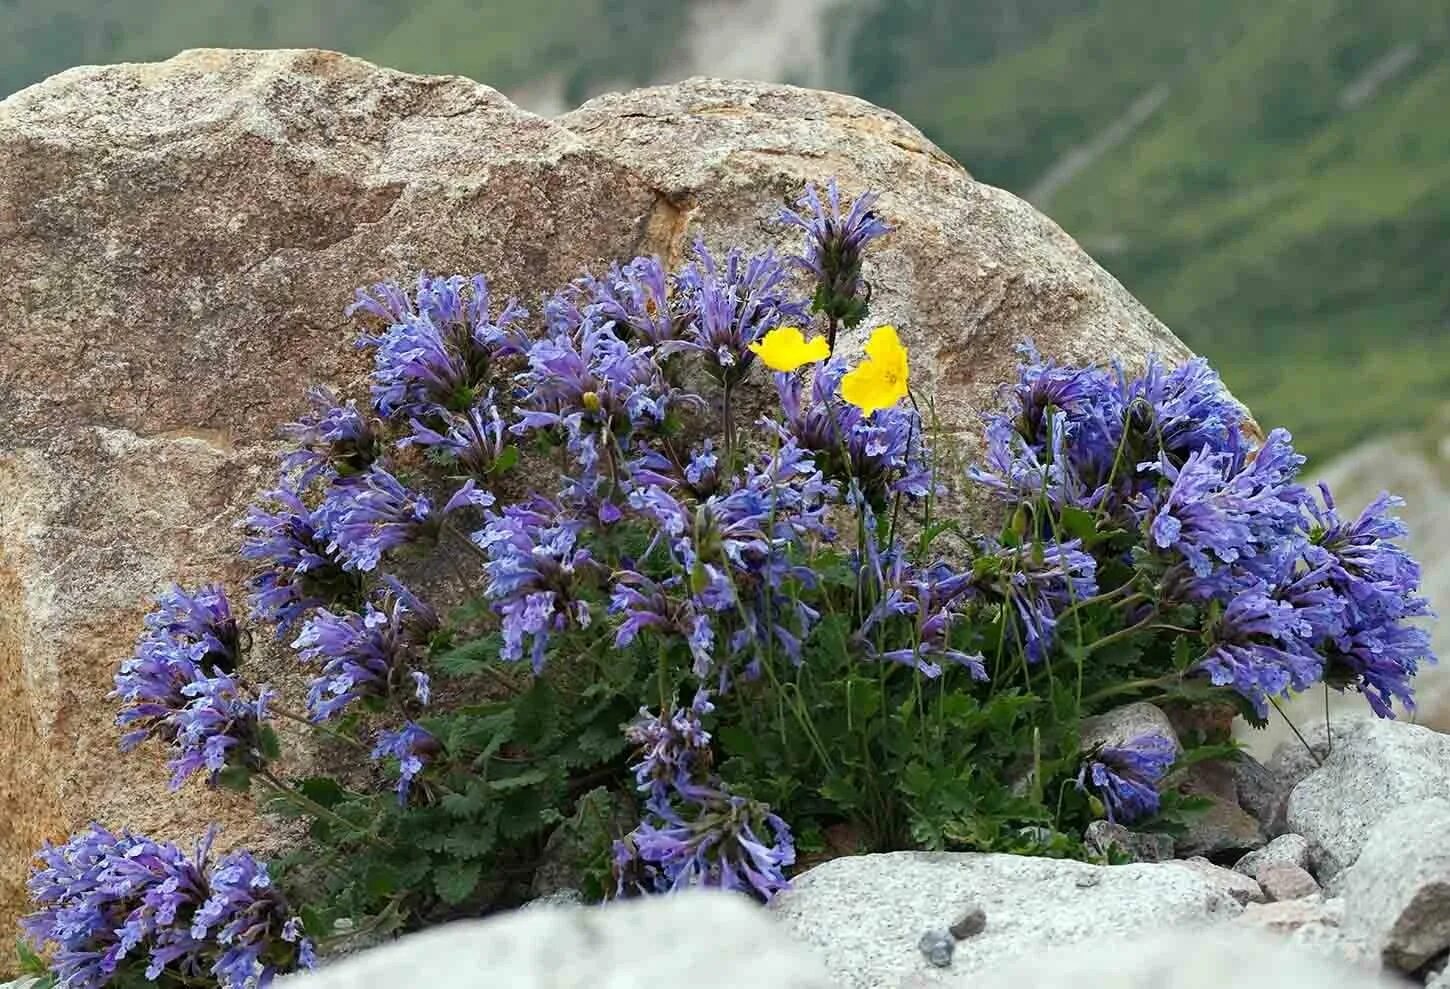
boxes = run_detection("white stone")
[283,890,831,988]
[1235,834,1312,878]
[1286,718,1450,880]
[769,851,1241,988]
[1341,797,1450,972]
[1169,858,1266,905]
[968,928,1397,989]
[1258,864,1321,902]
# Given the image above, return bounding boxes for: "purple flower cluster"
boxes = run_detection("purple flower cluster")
[772,357,931,506]
[970,345,1435,718]
[975,538,1099,664]
[281,386,379,485]
[548,255,692,346]
[666,244,809,387]
[114,586,274,788]
[371,722,439,803]
[292,578,439,722]
[473,499,596,673]
[1076,732,1177,824]
[614,692,795,901]
[23,825,313,989]
[352,273,529,419]
[779,179,890,346]
[621,443,836,684]
[1306,487,1435,717]
[857,554,988,680]
[241,486,360,635]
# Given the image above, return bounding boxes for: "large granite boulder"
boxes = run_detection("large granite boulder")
[0,49,1190,933]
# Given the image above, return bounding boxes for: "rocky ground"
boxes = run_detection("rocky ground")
[230,708,1449,988]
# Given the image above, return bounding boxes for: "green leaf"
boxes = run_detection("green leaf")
[444,824,499,860]
[215,766,253,794]
[492,446,521,475]
[512,679,558,747]
[486,768,550,793]
[433,635,505,679]
[296,776,346,809]
[364,863,403,898]
[257,724,283,761]
[433,861,482,905]
[1058,506,1100,543]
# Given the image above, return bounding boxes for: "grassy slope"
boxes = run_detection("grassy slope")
[0,0,687,104]
[854,0,1450,464]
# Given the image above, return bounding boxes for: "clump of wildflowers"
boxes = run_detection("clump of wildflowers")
[281,386,380,485]
[23,825,312,989]
[241,486,361,635]
[1076,733,1177,824]
[371,722,439,804]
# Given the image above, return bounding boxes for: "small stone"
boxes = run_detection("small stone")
[949,906,987,940]
[1258,863,1321,902]
[1172,856,1267,905]
[522,888,585,910]
[1075,875,1101,889]
[1080,702,1182,754]
[1235,833,1312,878]
[1232,753,1293,836]
[1174,760,1267,858]
[1342,797,1450,973]
[918,928,955,968]
[1239,896,1337,935]
[1083,820,1174,863]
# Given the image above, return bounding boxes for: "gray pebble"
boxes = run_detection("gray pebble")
[950,906,988,939]
[919,928,955,968]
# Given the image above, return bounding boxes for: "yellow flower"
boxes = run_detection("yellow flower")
[747,326,832,373]
[840,325,909,414]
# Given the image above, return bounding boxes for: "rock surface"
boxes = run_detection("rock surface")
[1258,864,1321,902]
[1341,798,1450,972]
[0,50,1195,931]
[281,890,831,988]
[1170,857,1266,905]
[1287,719,1450,881]
[1231,753,1293,836]
[1083,821,1174,863]
[968,928,1397,989]
[1079,702,1181,753]
[1174,759,1268,859]
[770,851,1241,987]
[1235,834,1312,879]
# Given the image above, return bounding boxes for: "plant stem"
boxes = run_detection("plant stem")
[1271,696,1323,767]
[256,769,388,848]
[1082,674,1175,706]
[1083,611,1160,656]
[268,703,370,752]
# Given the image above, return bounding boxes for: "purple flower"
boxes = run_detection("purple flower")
[474,501,596,673]
[975,539,1098,663]
[371,722,438,804]
[168,675,275,790]
[292,579,439,722]
[322,465,436,572]
[1196,589,1326,718]
[352,273,529,419]
[398,390,510,477]
[615,692,794,902]
[1076,732,1177,824]
[280,386,379,485]
[773,358,931,506]
[23,825,311,989]
[114,584,243,751]
[610,572,716,677]
[779,179,890,346]
[1143,429,1307,592]
[240,487,360,635]
[1118,356,1249,464]
[1306,487,1437,717]
[666,243,809,387]
[514,321,701,463]
[857,555,987,680]
[192,847,316,986]
[553,255,693,345]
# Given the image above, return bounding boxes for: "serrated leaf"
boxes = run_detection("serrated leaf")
[491,446,521,475]
[258,724,282,761]
[433,861,481,905]
[433,635,505,679]
[443,826,499,860]
[215,766,253,794]
[512,679,558,747]
[296,776,346,808]
[486,768,550,793]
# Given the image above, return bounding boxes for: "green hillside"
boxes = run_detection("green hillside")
[0,0,687,107]
[845,0,1450,463]
[3,0,1447,463]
